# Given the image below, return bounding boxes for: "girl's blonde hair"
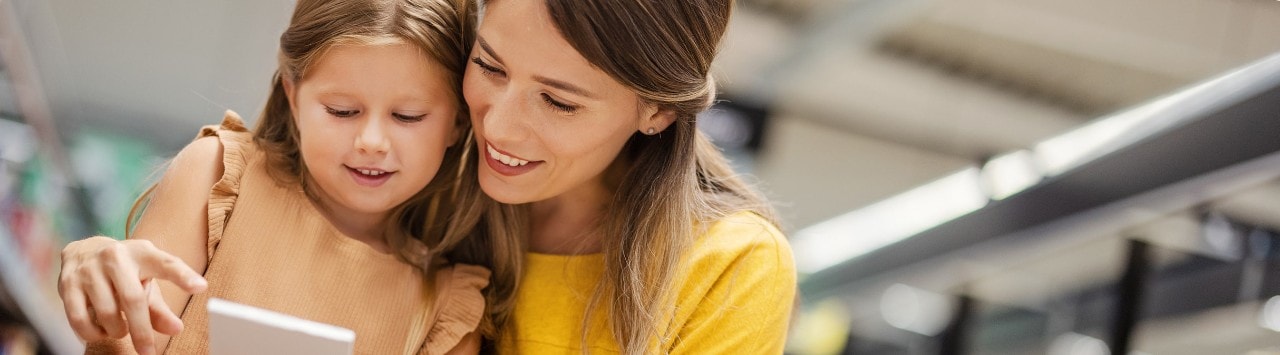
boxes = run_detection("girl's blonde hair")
[254,0,474,267]
[129,0,523,341]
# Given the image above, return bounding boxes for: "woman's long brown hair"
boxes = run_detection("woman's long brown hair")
[478,0,778,353]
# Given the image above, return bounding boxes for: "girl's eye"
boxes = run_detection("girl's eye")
[541,93,578,113]
[325,106,359,118]
[393,113,427,122]
[471,57,506,78]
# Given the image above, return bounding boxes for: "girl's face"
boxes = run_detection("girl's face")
[463,0,673,204]
[288,43,459,218]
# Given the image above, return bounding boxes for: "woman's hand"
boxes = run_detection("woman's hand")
[58,236,208,355]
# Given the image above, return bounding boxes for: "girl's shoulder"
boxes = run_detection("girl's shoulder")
[188,110,260,258]
[160,111,256,201]
[195,110,258,159]
[177,110,258,186]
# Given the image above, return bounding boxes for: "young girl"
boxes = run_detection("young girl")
[462,0,796,353]
[56,0,511,353]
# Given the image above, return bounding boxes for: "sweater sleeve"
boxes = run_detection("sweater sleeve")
[669,212,798,354]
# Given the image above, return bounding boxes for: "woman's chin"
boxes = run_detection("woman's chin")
[478,171,534,204]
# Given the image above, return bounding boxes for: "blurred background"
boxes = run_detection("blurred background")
[2,0,1279,354]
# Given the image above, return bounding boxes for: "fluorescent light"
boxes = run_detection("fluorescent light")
[1048,332,1111,355]
[1259,295,1280,332]
[1034,50,1280,177]
[793,167,987,273]
[980,149,1042,200]
[1033,96,1177,177]
[880,283,952,336]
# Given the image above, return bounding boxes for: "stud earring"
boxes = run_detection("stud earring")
[646,128,656,135]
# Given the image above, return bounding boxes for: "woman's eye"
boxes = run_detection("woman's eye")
[325,106,359,118]
[541,93,578,113]
[471,57,506,78]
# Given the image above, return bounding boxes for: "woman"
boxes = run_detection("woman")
[461,0,797,353]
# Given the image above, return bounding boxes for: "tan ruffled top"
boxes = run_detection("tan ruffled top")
[90,111,489,354]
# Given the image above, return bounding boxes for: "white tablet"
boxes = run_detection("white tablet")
[206,298,356,355]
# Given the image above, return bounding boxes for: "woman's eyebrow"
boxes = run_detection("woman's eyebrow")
[477,36,504,64]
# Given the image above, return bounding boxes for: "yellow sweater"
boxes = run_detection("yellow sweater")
[498,212,797,354]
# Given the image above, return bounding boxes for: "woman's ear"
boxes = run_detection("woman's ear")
[639,106,677,135]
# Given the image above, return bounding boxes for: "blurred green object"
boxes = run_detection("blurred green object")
[70,130,160,240]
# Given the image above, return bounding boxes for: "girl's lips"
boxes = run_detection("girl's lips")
[346,166,395,187]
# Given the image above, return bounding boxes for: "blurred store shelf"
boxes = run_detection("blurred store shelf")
[787,51,1280,354]
[0,227,83,354]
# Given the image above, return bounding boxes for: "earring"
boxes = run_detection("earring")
[646,127,656,135]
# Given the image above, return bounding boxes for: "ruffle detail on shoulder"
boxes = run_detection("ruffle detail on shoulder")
[421,263,491,355]
[200,110,255,260]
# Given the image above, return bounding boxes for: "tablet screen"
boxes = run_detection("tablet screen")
[206,298,355,355]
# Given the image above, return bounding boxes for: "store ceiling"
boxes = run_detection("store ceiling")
[5,0,1280,232]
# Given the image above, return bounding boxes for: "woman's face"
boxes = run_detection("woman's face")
[463,0,672,204]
